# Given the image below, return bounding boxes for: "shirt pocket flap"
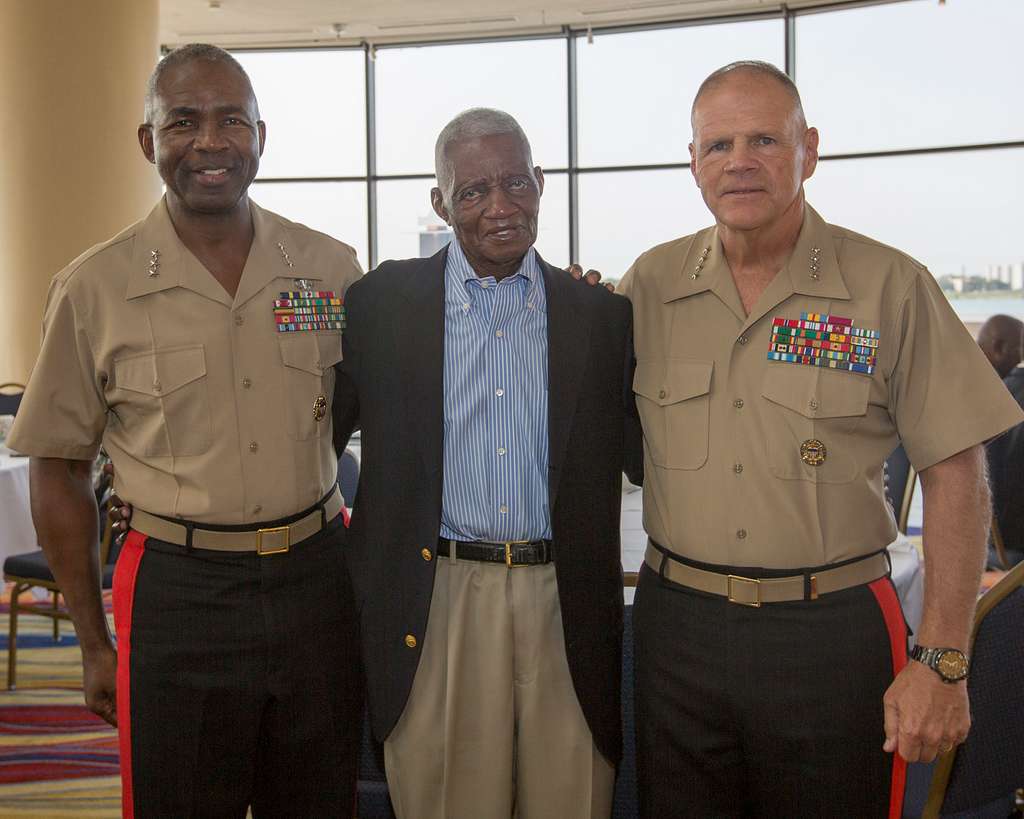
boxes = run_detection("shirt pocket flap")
[279,333,343,375]
[762,365,869,419]
[634,359,713,407]
[114,346,207,397]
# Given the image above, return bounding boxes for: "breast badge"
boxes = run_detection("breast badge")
[800,439,827,467]
[313,394,327,422]
[768,312,879,375]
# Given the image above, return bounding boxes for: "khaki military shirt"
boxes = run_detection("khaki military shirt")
[618,204,1023,569]
[9,198,362,524]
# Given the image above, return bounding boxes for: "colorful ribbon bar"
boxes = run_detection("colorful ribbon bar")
[768,312,880,375]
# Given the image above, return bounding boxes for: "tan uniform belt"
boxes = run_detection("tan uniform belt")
[644,543,889,606]
[130,486,344,555]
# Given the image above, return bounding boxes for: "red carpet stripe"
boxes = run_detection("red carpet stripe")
[869,577,909,819]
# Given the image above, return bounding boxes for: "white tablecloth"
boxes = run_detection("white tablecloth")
[0,452,36,565]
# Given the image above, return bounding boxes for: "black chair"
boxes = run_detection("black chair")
[4,456,117,689]
[918,561,1024,817]
[885,444,917,534]
[339,447,359,508]
[0,382,24,417]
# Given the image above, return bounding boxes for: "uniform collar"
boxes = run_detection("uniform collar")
[126,197,289,309]
[660,203,850,325]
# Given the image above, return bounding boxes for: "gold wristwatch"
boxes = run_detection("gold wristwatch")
[910,644,969,683]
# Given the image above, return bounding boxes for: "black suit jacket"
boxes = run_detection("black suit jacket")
[333,247,633,764]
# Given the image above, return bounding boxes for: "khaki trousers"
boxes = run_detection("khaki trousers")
[383,556,615,819]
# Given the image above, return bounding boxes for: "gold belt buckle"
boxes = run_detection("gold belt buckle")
[505,540,531,568]
[727,574,761,607]
[257,525,291,556]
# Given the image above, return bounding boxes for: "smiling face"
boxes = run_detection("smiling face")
[689,71,818,237]
[430,132,544,279]
[138,59,265,217]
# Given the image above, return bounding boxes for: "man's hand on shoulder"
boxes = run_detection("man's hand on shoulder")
[82,642,118,726]
[882,660,970,763]
[566,263,615,292]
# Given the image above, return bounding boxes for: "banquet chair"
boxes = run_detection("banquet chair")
[4,456,116,690]
[0,382,24,417]
[990,517,1011,571]
[885,444,917,534]
[339,447,359,509]
[917,561,1024,817]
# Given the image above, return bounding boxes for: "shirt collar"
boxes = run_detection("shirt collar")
[445,238,541,304]
[659,202,851,307]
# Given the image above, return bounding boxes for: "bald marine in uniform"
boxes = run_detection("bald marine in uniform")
[8,44,364,817]
[617,61,1024,817]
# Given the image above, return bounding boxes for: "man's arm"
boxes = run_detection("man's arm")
[882,444,988,763]
[29,457,117,725]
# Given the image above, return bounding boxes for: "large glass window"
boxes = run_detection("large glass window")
[797,0,1024,154]
[805,148,1024,324]
[250,181,369,268]
[235,50,366,178]
[225,1,1024,327]
[576,20,784,168]
[375,39,568,175]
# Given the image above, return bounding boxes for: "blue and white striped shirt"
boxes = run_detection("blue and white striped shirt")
[439,239,551,542]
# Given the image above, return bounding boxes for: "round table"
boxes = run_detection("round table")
[0,452,35,564]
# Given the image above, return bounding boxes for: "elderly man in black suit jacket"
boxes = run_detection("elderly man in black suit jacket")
[333,108,635,818]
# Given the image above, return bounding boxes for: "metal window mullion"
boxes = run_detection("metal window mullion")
[365,43,378,269]
[566,28,580,265]
[784,4,796,80]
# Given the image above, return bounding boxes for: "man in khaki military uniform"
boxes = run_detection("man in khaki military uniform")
[8,45,363,817]
[618,61,1023,817]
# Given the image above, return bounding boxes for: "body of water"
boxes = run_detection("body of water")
[945,295,1024,324]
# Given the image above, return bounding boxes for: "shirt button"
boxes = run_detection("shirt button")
[253,505,262,515]
[496,329,504,338]
[495,388,504,397]
[404,634,417,648]
[527,302,535,309]
[234,313,244,326]
[738,335,749,345]
[497,447,507,456]
[809,398,819,410]
[733,463,744,474]
[658,389,667,399]
[421,548,433,562]
[242,377,252,389]
[736,528,748,540]
[499,504,508,514]
[462,302,470,311]
[733,398,744,409]
[249,441,259,453]
[152,380,162,393]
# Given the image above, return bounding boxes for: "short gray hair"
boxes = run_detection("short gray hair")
[434,108,535,209]
[691,60,806,129]
[144,43,258,124]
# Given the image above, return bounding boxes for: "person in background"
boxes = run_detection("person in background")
[332,108,634,818]
[8,44,363,817]
[977,314,1024,567]
[617,60,1023,817]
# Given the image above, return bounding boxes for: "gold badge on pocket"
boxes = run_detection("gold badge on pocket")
[800,439,827,466]
[313,394,327,422]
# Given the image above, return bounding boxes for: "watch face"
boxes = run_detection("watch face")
[937,650,968,680]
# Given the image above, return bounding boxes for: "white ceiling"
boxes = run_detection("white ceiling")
[160,0,898,49]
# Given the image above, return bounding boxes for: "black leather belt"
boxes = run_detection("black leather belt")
[436,538,554,567]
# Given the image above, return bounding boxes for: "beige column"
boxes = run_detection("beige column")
[0,0,161,383]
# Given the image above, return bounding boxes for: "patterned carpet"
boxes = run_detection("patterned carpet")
[0,593,121,817]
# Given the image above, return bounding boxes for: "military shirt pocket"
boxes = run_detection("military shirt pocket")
[760,365,870,483]
[113,345,212,457]
[633,358,713,469]
[278,332,344,441]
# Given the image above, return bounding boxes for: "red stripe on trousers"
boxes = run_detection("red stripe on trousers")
[112,531,146,819]
[869,577,909,819]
